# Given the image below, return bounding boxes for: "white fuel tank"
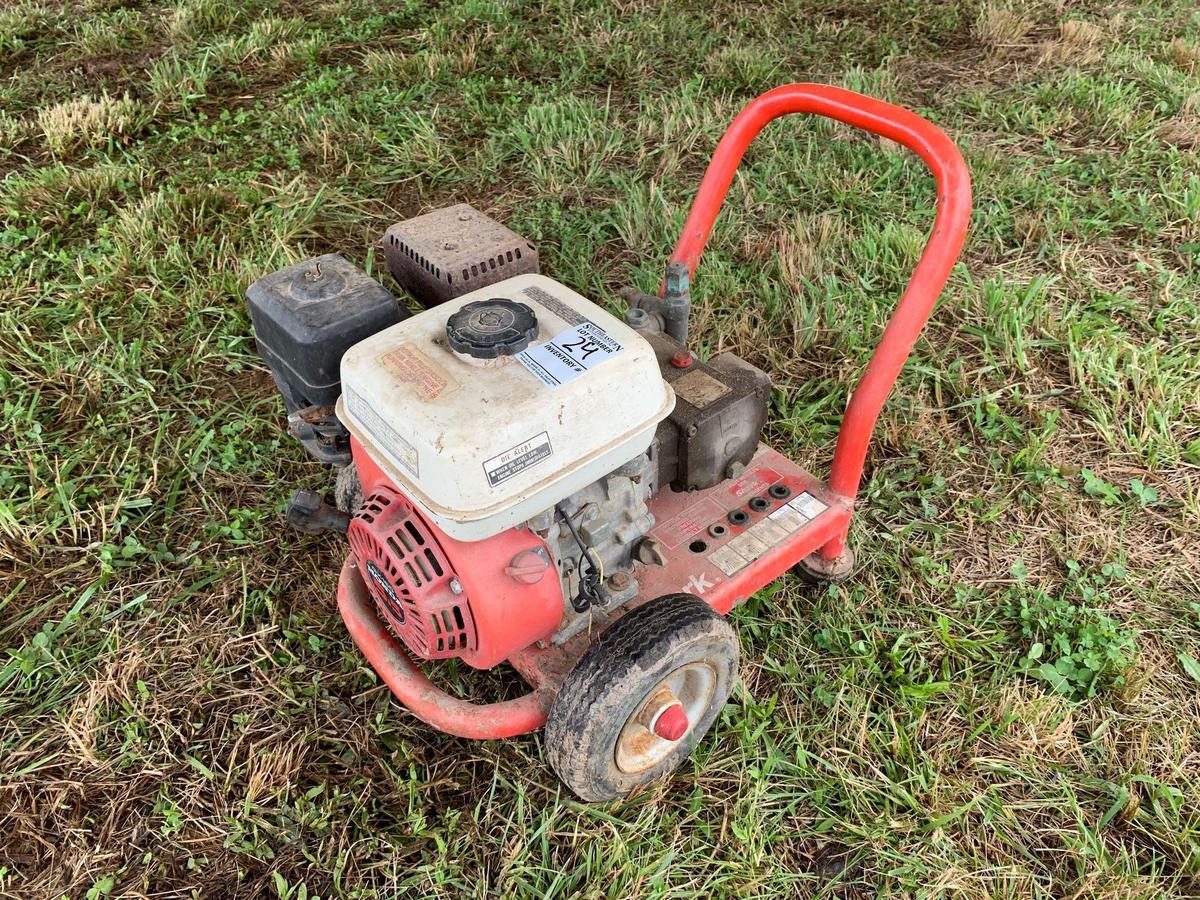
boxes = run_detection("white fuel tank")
[337,274,675,540]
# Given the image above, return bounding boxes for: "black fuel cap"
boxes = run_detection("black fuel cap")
[445,299,538,359]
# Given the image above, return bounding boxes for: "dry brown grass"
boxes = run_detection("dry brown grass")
[1039,19,1107,66]
[0,112,34,152]
[992,683,1084,762]
[36,93,142,155]
[1167,37,1200,71]
[1157,93,1200,148]
[975,2,1036,48]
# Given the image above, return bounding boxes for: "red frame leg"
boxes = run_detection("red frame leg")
[338,557,552,738]
[666,83,972,560]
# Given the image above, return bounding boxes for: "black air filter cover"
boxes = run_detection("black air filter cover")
[247,254,406,411]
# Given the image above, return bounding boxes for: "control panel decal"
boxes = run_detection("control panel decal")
[709,492,830,575]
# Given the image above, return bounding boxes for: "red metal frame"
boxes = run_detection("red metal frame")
[667,83,972,559]
[349,435,564,670]
[339,556,554,738]
[339,445,842,738]
[336,83,971,739]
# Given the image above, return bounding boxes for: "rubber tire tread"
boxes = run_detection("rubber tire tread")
[544,593,738,801]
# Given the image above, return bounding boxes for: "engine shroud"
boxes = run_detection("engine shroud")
[348,486,476,658]
[338,273,674,541]
[348,436,566,669]
[382,203,539,308]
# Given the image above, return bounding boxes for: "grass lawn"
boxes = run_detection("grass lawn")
[2,0,1199,896]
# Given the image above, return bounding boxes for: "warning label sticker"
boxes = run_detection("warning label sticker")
[346,387,419,478]
[382,344,459,400]
[516,322,625,389]
[656,497,726,549]
[484,432,553,487]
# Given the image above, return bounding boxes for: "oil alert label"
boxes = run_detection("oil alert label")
[483,432,553,487]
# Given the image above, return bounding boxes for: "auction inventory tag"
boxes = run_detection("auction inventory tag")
[517,322,625,389]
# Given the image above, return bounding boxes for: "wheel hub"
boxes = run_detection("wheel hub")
[614,662,717,774]
[649,701,689,741]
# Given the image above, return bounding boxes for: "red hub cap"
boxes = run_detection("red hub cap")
[616,664,716,773]
[651,702,689,741]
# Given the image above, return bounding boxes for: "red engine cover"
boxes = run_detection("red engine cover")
[347,436,565,670]
[348,487,475,658]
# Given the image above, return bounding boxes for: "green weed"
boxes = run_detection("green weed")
[1013,562,1137,700]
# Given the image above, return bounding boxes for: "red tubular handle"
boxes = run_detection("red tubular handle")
[668,83,972,559]
[337,557,550,739]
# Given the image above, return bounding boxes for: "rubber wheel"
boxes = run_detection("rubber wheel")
[334,465,363,515]
[544,593,739,801]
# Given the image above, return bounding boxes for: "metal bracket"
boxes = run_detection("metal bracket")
[619,286,666,332]
[288,404,352,466]
[286,489,351,535]
[619,262,691,343]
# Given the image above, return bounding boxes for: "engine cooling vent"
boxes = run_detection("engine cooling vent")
[381,203,538,308]
[347,487,476,658]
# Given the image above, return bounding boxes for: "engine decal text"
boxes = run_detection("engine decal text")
[483,432,554,487]
[521,285,588,327]
[346,387,420,478]
[382,344,459,400]
[516,322,626,389]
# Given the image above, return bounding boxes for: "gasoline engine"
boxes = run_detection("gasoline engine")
[250,202,770,663]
